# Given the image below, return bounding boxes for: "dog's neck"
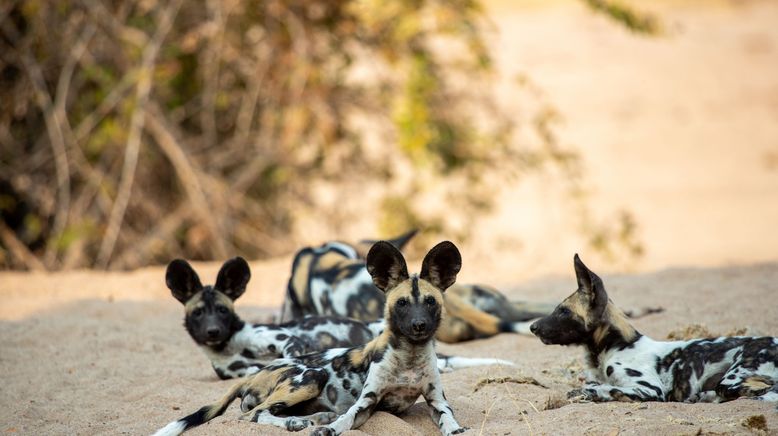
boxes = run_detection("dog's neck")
[349,325,436,370]
[585,303,641,368]
[389,332,435,353]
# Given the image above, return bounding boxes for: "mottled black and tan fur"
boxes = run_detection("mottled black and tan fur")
[154,241,470,435]
[168,258,511,380]
[167,257,381,379]
[281,231,558,342]
[530,254,778,405]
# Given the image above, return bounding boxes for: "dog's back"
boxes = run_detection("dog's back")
[282,242,384,322]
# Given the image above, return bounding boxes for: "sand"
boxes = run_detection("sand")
[2,1,778,435]
[1,260,777,435]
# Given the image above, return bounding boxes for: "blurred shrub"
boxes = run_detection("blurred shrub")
[584,0,661,35]
[0,0,647,270]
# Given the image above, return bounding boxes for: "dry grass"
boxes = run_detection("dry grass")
[741,414,768,434]
[666,324,755,340]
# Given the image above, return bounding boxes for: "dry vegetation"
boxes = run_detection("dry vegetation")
[0,0,654,270]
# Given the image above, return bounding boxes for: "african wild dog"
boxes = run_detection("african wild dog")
[281,232,558,342]
[530,254,778,404]
[167,257,513,380]
[154,241,470,436]
[279,230,419,323]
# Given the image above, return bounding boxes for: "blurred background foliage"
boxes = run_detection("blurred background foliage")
[0,0,656,270]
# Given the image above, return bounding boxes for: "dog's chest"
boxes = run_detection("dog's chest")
[386,368,427,387]
[377,363,432,413]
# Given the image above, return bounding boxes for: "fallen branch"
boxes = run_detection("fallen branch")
[473,376,547,392]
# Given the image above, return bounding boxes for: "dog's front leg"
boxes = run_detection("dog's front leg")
[310,377,382,436]
[310,391,378,436]
[569,381,665,402]
[423,374,467,435]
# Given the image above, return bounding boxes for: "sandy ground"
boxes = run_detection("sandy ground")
[1,260,777,435]
[2,1,778,435]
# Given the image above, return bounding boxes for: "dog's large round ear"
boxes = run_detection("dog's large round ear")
[366,241,409,293]
[573,254,607,318]
[166,259,203,304]
[215,257,251,300]
[420,241,461,292]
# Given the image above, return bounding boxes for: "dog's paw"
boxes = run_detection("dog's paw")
[566,388,593,402]
[566,388,583,399]
[310,426,336,436]
[285,418,313,432]
[450,426,469,434]
[312,412,338,425]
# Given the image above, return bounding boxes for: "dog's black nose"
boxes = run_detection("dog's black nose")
[530,322,539,334]
[412,320,426,332]
[206,327,221,338]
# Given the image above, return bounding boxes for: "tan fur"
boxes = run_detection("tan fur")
[184,290,234,315]
[558,293,590,326]
[197,378,248,421]
[383,281,411,315]
[742,376,772,392]
[366,298,380,315]
[348,331,390,367]
[449,284,553,315]
[592,304,638,346]
[558,288,639,346]
[437,292,503,341]
[435,317,471,344]
[383,279,443,317]
[605,304,637,340]
[445,284,474,300]
[290,254,314,305]
[316,251,354,273]
[242,370,323,418]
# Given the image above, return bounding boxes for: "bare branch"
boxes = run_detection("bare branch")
[144,103,230,259]
[96,0,184,268]
[0,22,72,270]
[0,221,46,271]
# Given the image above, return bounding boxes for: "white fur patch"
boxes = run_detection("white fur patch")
[151,420,186,436]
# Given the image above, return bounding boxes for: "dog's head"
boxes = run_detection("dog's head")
[530,254,609,346]
[366,240,461,345]
[166,257,250,348]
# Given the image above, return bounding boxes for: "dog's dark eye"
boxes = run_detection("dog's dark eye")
[192,308,204,317]
[217,306,229,315]
[397,298,408,307]
[558,307,571,316]
[425,296,436,306]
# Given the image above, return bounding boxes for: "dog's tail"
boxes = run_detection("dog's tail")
[623,306,664,319]
[152,380,245,436]
[435,353,515,372]
[497,319,540,335]
[356,229,418,258]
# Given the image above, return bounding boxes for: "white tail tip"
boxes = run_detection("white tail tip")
[151,420,186,436]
